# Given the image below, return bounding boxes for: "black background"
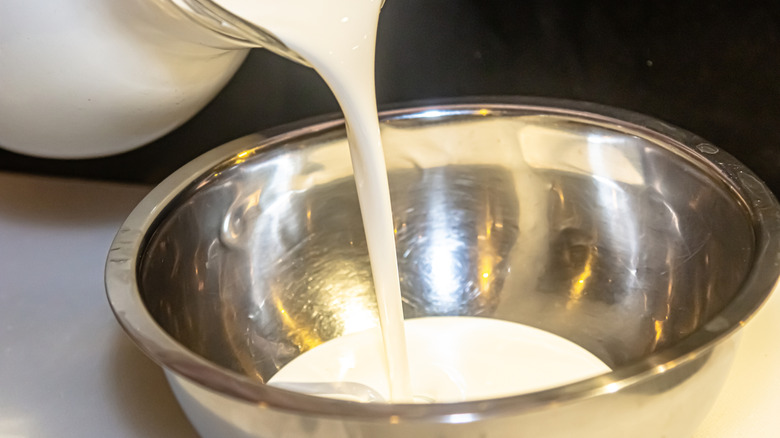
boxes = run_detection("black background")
[2,0,779,193]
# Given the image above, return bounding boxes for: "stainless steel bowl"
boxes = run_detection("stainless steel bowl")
[106,99,780,438]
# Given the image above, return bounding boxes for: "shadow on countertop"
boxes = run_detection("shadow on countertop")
[108,331,199,438]
[0,172,150,227]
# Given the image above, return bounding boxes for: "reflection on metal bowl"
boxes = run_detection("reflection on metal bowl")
[106,98,780,438]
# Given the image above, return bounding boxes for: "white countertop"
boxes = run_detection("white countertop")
[0,171,778,437]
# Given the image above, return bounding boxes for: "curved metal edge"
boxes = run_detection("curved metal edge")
[105,97,780,422]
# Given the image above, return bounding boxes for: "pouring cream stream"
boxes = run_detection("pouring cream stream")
[212,0,413,401]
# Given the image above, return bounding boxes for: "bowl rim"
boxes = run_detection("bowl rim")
[105,97,780,422]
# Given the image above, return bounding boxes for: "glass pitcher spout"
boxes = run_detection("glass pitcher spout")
[167,0,310,65]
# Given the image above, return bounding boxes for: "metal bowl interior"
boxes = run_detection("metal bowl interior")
[106,99,780,425]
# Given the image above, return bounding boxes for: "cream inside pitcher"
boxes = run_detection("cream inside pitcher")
[0,0,301,159]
